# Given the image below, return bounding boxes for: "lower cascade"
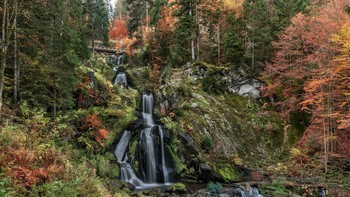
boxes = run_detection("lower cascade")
[113,92,173,189]
[114,72,127,86]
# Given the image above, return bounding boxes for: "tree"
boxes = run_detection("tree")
[169,0,195,66]
[242,0,275,76]
[109,18,129,40]
[84,0,110,50]
[0,0,17,114]
[264,0,350,164]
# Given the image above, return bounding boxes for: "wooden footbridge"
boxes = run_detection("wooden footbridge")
[89,46,124,54]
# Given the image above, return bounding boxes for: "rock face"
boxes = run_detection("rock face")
[158,65,297,174]
[229,79,263,99]
[199,163,213,180]
[182,62,264,99]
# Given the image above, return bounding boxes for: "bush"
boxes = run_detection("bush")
[202,75,226,94]
[0,176,15,197]
[201,136,214,153]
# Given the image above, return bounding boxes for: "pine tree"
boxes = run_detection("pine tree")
[169,0,195,66]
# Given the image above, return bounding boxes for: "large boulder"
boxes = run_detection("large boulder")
[238,84,260,99]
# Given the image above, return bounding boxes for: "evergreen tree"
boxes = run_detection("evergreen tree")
[223,27,244,66]
[169,0,195,66]
[242,0,274,76]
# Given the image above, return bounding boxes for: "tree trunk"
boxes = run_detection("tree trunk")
[217,22,220,62]
[13,0,19,104]
[190,7,195,60]
[196,2,200,60]
[0,0,9,114]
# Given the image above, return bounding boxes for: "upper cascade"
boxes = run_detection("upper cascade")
[117,54,124,65]
[142,93,154,125]
[114,72,127,86]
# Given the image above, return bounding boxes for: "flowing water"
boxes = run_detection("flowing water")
[117,54,123,65]
[113,92,172,189]
[114,72,127,86]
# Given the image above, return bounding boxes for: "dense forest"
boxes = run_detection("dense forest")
[1,0,350,196]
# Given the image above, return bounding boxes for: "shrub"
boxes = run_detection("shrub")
[201,136,214,153]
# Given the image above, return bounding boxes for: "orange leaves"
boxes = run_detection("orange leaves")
[264,0,350,156]
[83,113,110,145]
[109,18,129,40]
[114,37,137,55]
[76,73,97,108]
[95,128,109,143]
[0,147,64,189]
[83,113,102,129]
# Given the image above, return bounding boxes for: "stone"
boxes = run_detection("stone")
[238,84,260,99]
[191,102,198,108]
[199,163,212,172]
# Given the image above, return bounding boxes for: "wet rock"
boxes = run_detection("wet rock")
[199,163,212,171]
[178,131,199,154]
[199,163,213,180]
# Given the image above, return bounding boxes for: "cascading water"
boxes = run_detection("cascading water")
[114,72,127,86]
[117,54,124,65]
[113,92,172,189]
[114,130,143,187]
[142,93,154,125]
[159,127,169,183]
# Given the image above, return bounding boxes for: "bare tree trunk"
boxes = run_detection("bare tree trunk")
[53,78,57,120]
[119,0,122,20]
[0,0,9,114]
[91,35,95,57]
[196,2,200,60]
[13,0,19,104]
[190,8,195,60]
[217,22,220,62]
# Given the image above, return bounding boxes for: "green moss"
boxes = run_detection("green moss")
[96,155,119,178]
[201,135,214,153]
[167,140,187,176]
[215,164,240,182]
[169,182,186,192]
[109,165,119,178]
[160,116,179,131]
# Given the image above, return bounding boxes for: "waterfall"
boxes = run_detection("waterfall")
[114,72,127,86]
[117,54,123,65]
[114,92,172,189]
[159,127,169,183]
[114,130,144,188]
[139,128,157,183]
[142,93,154,125]
[114,130,130,162]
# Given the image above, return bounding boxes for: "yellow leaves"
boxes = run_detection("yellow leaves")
[231,153,244,166]
[223,0,244,17]
[300,98,315,106]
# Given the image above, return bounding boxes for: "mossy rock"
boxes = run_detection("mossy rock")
[165,182,186,194]
[214,163,240,182]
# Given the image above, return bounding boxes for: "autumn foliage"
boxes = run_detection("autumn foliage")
[109,18,129,40]
[0,146,64,189]
[83,113,109,145]
[264,0,350,156]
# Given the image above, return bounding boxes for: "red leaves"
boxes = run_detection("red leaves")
[83,113,110,145]
[0,147,64,189]
[264,0,350,156]
[83,113,102,129]
[109,18,129,40]
[95,128,109,143]
[76,74,96,108]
